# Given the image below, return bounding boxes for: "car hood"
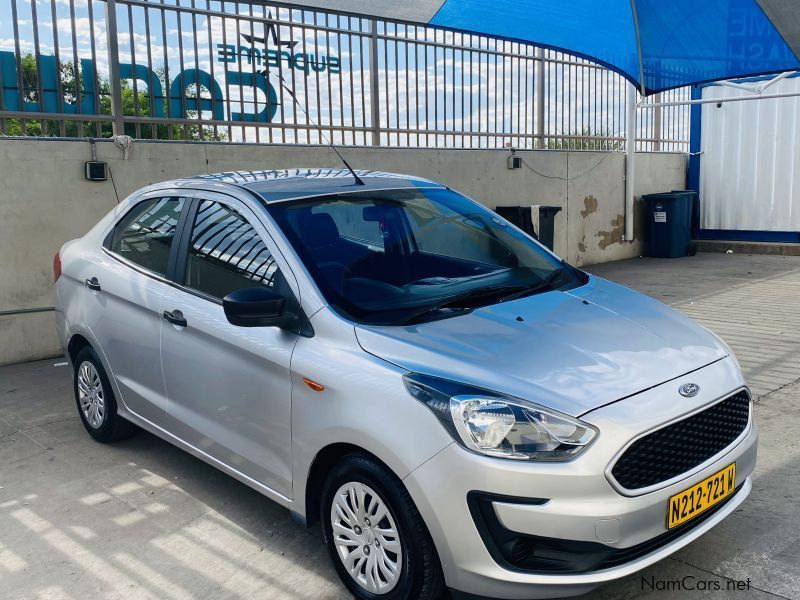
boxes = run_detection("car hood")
[354,276,727,416]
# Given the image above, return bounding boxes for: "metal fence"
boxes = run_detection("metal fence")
[0,0,690,150]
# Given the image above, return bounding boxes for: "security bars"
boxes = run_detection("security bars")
[0,0,690,150]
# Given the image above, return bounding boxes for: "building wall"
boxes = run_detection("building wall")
[0,138,686,364]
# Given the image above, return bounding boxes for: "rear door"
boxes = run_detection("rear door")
[88,193,188,424]
[159,191,298,497]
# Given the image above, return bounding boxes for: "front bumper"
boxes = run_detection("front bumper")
[402,357,758,599]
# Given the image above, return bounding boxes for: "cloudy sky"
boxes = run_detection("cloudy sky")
[0,0,689,148]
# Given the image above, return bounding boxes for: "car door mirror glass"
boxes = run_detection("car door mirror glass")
[222,287,294,328]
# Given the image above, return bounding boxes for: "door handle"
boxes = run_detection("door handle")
[162,309,187,328]
[85,277,101,292]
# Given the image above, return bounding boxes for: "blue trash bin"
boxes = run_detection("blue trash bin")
[642,192,694,258]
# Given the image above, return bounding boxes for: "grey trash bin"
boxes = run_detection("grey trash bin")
[535,205,562,251]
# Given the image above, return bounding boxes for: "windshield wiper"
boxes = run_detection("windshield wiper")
[498,266,567,303]
[398,284,530,325]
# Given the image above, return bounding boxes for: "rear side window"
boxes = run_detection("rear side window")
[110,197,185,276]
[184,200,278,299]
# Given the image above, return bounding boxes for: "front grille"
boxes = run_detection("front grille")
[611,391,750,490]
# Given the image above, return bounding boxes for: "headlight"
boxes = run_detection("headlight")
[403,373,597,461]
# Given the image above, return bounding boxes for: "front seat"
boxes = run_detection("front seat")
[299,213,341,258]
[295,212,351,293]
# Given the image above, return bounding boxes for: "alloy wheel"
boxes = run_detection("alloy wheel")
[77,360,105,429]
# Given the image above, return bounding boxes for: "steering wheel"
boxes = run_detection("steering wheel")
[317,261,352,276]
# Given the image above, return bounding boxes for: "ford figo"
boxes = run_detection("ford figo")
[54,170,756,600]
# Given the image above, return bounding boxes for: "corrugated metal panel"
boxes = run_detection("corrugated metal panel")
[700,77,800,231]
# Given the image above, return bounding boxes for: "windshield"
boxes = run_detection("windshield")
[266,188,587,324]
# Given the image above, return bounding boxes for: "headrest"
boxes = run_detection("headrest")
[301,213,340,247]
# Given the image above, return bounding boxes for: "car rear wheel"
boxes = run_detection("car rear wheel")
[73,346,137,443]
[321,454,445,600]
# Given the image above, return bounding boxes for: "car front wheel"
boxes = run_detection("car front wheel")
[321,454,444,600]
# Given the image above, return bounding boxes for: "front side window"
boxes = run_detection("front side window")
[267,188,586,324]
[185,200,278,299]
[110,197,185,276]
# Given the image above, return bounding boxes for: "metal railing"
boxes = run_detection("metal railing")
[0,0,690,151]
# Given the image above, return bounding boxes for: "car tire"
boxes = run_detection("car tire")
[73,346,137,443]
[321,454,445,600]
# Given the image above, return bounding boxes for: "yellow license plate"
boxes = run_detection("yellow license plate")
[667,463,736,529]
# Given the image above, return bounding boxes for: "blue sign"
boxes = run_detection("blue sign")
[0,50,281,122]
[217,34,341,75]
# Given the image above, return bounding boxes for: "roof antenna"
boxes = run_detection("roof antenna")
[276,75,365,186]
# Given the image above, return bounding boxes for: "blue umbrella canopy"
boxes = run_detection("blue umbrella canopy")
[285,0,800,94]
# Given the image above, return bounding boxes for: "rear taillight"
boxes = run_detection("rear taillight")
[53,252,62,282]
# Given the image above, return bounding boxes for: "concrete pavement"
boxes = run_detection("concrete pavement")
[1,253,799,600]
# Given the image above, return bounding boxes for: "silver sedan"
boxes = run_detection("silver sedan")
[54,169,757,600]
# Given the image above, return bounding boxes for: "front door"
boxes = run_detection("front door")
[160,193,298,497]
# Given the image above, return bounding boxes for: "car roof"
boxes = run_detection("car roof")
[185,168,445,202]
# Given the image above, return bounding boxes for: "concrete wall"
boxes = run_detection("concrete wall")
[0,138,686,364]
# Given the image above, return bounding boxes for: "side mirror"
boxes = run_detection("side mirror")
[222,287,294,328]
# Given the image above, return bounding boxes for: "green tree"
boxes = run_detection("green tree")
[3,54,226,141]
[546,127,622,151]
